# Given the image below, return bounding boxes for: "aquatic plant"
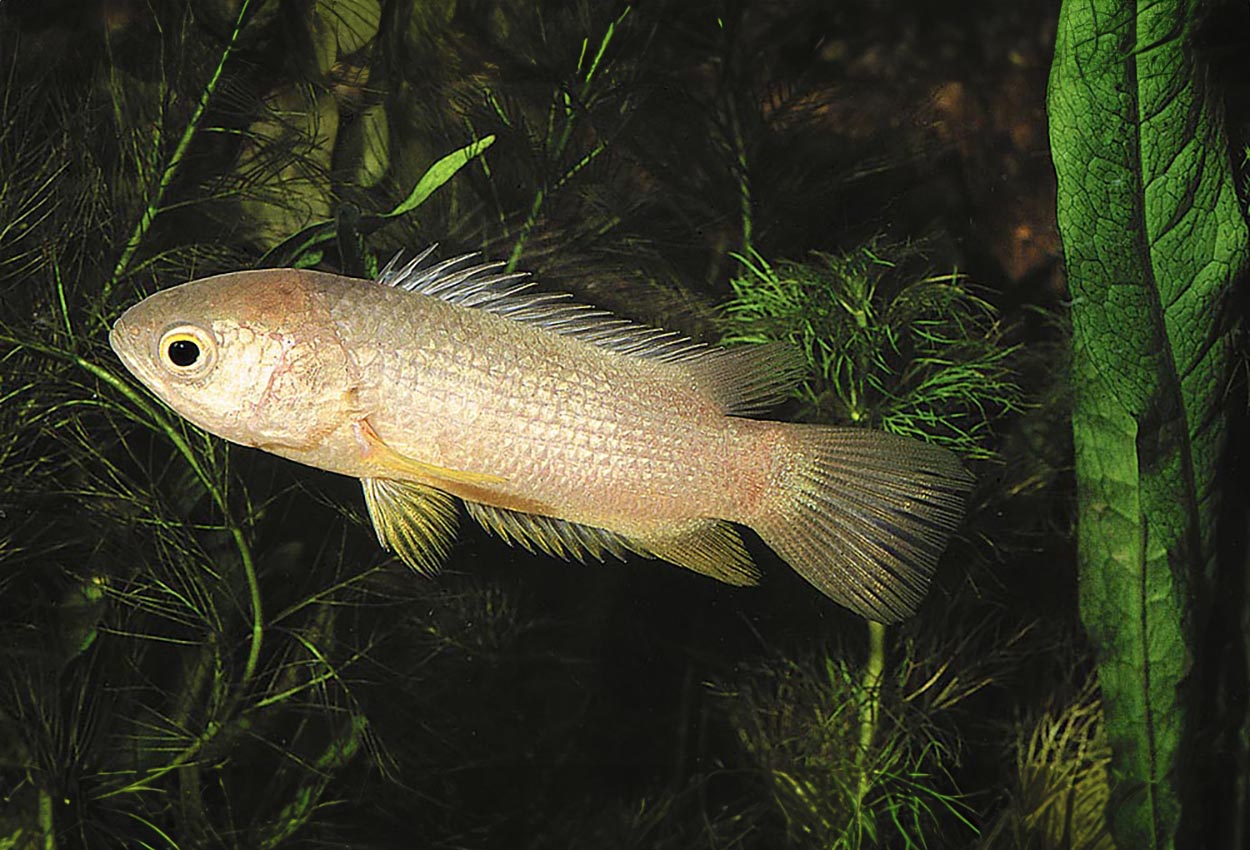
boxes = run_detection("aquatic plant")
[978,678,1114,850]
[724,650,975,850]
[1049,0,1249,847]
[722,245,1020,459]
[9,1,1212,848]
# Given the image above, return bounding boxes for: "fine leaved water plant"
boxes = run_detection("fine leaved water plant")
[720,243,1020,847]
[722,245,1020,460]
[0,5,505,847]
[725,650,975,850]
[1049,0,1248,847]
[978,677,1114,850]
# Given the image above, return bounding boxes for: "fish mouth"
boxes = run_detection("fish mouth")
[108,314,148,383]
[107,322,122,357]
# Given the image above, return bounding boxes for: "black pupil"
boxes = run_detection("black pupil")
[167,339,201,367]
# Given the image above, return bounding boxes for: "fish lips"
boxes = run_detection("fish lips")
[108,311,149,384]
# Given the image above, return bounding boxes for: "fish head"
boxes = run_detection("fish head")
[109,269,355,451]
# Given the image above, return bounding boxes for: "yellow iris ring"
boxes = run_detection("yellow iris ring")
[158,325,217,377]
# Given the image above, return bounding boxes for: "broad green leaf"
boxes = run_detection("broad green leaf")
[1048,1,1247,848]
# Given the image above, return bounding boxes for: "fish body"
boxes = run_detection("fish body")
[109,252,973,621]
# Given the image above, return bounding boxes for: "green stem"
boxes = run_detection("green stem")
[857,620,886,802]
[726,95,752,255]
[38,787,54,850]
[75,356,265,688]
[94,720,219,799]
[173,639,214,841]
[505,9,627,272]
[234,523,264,685]
[105,0,254,300]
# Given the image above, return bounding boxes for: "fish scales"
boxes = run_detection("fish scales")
[321,277,751,531]
[109,252,975,622]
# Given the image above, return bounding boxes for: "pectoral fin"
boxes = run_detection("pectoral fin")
[362,478,459,575]
[354,418,505,488]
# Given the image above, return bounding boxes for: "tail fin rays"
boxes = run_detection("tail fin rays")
[752,427,973,623]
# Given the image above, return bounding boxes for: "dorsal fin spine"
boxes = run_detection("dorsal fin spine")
[375,247,804,411]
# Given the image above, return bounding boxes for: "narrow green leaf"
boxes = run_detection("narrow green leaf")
[1048,1,1247,848]
[107,0,256,298]
[381,134,495,219]
[256,135,496,268]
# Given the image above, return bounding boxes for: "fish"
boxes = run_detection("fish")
[108,248,974,622]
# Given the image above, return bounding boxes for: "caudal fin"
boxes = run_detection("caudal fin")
[751,425,973,623]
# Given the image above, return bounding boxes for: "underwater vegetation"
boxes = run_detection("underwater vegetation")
[1050,1,1249,847]
[0,0,1247,848]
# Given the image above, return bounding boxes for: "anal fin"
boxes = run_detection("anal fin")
[464,502,759,589]
[643,521,760,586]
[362,478,459,575]
[464,501,642,563]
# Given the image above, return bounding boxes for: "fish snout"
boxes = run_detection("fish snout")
[107,320,123,356]
[108,315,135,358]
[108,313,148,379]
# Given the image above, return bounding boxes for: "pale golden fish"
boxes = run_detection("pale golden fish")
[108,248,973,622]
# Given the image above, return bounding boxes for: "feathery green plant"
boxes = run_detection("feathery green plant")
[498,7,630,272]
[452,3,641,276]
[722,245,1020,459]
[719,243,1020,846]
[726,651,974,849]
[978,678,1113,850]
[105,0,256,300]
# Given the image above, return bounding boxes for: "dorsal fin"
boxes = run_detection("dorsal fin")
[378,248,710,364]
[378,248,807,414]
[679,343,807,416]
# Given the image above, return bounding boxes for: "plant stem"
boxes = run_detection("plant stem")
[38,787,54,850]
[726,96,752,255]
[857,619,886,803]
[105,0,254,301]
[505,9,627,272]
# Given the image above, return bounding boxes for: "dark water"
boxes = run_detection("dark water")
[8,1,1244,849]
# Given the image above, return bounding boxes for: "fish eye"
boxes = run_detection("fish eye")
[158,325,217,377]
[168,338,199,367]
